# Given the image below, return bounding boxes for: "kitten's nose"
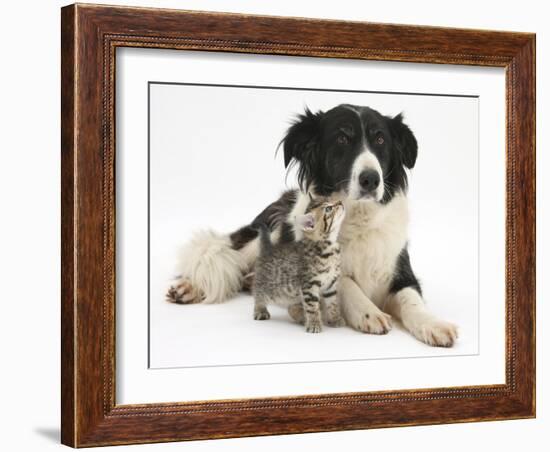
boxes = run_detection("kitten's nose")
[358,169,380,193]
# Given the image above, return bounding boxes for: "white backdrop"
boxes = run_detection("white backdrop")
[148,81,481,369]
[2,1,546,451]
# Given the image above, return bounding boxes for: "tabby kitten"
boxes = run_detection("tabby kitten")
[253,195,345,333]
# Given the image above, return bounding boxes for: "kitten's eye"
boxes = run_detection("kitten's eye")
[375,134,385,145]
[336,134,350,145]
[325,206,333,213]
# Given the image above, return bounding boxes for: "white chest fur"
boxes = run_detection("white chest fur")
[338,194,409,304]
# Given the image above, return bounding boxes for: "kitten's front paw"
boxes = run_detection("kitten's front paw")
[413,318,458,347]
[166,279,204,304]
[254,310,271,321]
[306,322,322,333]
[349,308,392,334]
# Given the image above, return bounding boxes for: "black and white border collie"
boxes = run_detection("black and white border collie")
[169,104,458,347]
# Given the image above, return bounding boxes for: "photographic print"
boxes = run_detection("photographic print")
[147,80,478,369]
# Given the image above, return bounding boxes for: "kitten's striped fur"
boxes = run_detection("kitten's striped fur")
[253,195,346,333]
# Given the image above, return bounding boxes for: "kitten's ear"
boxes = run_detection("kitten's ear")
[296,213,316,232]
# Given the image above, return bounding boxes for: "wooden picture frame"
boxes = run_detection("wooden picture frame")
[61,3,535,447]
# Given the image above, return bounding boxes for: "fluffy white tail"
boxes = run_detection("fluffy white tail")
[175,230,249,304]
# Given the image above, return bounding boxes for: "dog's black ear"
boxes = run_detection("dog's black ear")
[390,113,418,169]
[282,108,324,191]
[283,108,323,165]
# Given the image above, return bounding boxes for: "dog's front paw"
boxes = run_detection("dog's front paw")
[349,308,392,335]
[413,318,458,347]
[166,279,204,304]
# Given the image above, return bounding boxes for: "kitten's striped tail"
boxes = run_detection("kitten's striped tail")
[255,223,273,255]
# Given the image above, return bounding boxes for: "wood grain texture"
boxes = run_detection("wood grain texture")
[60,5,76,447]
[60,3,536,447]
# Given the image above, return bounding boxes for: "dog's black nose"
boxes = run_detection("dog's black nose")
[358,169,380,192]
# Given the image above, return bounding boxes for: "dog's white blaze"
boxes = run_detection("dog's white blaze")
[342,105,385,202]
[348,146,385,201]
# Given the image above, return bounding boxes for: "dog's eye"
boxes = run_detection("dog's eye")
[375,134,385,145]
[325,206,333,213]
[336,134,350,145]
